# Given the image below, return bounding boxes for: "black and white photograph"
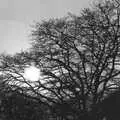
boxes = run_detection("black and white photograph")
[0,0,120,120]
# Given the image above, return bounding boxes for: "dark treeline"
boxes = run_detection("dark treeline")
[0,0,120,120]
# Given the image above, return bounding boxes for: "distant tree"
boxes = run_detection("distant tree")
[0,90,48,120]
[1,0,120,119]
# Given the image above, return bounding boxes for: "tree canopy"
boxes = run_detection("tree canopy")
[0,0,120,120]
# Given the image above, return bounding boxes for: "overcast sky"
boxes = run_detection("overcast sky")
[0,0,93,54]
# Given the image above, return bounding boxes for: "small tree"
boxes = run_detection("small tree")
[1,0,120,119]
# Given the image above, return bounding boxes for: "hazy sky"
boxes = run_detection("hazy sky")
[0,0,93,54]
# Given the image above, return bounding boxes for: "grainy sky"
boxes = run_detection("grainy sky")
[0,0,93,54]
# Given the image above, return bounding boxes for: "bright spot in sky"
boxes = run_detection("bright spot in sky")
[24,66,40,81]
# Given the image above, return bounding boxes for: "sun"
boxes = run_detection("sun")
[24,66,40,81]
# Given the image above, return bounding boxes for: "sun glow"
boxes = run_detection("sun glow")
[24,66,40,81]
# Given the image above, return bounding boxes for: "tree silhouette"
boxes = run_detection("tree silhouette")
[97,89,120,120]
[0,0,120,119]
[0,90,49,120]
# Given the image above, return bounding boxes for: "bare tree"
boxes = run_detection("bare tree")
[0,0,120,119]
